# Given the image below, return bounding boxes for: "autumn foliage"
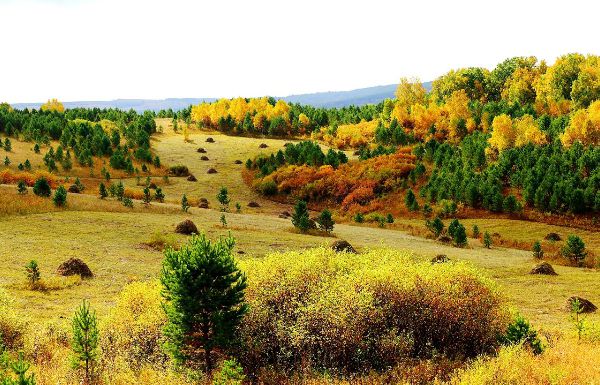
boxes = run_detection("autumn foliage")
[252,148,415,213]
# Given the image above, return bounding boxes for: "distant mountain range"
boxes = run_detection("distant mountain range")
[11,82,432,112]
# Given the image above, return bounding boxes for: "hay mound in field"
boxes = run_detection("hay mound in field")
[198,198,209,209]
[207,168,217,174]
[567,296,597,313]
[259,143,268,148]
[545,232,561,241]
[530,262,558,276]
[331,240,357,254]
[187,174,197,182]
[248,201,260,208]
[197,148,206,153]
[169,165,190,177]
[149,182,157,189]
[237,250,245,255]
[234,160,243,164]
[206,137,215,143]
[68,184,81,194]
[199,197,208,204]
[175,219,198,235]
[201,156,209,161]
[57,258,93,278]
[431,254,450,264]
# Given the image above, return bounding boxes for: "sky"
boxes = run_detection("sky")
[1,0,598,102]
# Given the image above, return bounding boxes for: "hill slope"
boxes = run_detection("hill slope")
[10,82,432,111]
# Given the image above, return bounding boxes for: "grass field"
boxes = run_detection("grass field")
[1,124,599,336]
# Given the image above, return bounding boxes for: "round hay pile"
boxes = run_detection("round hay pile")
[248,201,260,208]
[530,262,558,275]
[187,174,197,182]
[175,219,198,235]
[197,148,207,153]
[234,160,243,164]
[545,232,561,241]
[206,137,215,143]
[431,254,450,264]
[57,258,93,278]
[198,198,209,209]
[331,240,357,254]
[149,182,157,189]
[68,184,81,194]
[566,296,597,313]
[201,156,209,161]
[259,143,268,148]
[207,168,217,174]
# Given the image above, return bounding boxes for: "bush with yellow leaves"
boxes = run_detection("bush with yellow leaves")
[237,247,508,375]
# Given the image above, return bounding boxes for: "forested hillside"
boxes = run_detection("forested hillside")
[184,54,599,224]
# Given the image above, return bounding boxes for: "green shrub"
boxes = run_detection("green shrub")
[17,180,27,195]
[53,186,67,207]
[291,200,310,232]
[353,212,364,223]
[161,234,247,371]
[472,224,480,238]
[212,359,245,385]
[426,217,444,238]
[123,197,133,208]
[483,232,492,249]
[33,177,51,197]
[25,260,41,287]
[532,241,543,259]
[562,235,587,266]
[316,209,335,233]
[499,314,544,355]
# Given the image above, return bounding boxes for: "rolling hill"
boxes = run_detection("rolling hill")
[10,82,433,112]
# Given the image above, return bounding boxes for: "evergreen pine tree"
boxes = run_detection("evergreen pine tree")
[532,241,543,259]
[53,186,67,207]
[98,183,108,199]
[71,300,99,384]
[181,194,190,212]
[154,187,165,203]
[17,180,27,195]
[483,231,492,249]
[217,187,231,212]
[291,200,311,232]
[161,234,248,371]
[316,208,335,233]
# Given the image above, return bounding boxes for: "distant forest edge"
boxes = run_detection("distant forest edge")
[10,83,432,111]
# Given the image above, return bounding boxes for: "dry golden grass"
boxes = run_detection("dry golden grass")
[2,125,599,344]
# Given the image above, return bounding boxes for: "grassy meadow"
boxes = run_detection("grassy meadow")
[0,123,599,384]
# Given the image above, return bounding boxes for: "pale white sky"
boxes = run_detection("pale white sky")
[1,0,598,102]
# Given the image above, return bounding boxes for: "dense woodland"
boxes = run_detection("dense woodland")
[220,54,599,218]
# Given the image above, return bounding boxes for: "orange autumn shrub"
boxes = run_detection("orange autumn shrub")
[261,151,415,210]
[0,169,61,188]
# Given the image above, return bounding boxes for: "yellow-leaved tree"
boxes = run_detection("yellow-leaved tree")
[40,98,65,112]
[395,77,427,111]
[561,100,600,147]
[488,114,546,153]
